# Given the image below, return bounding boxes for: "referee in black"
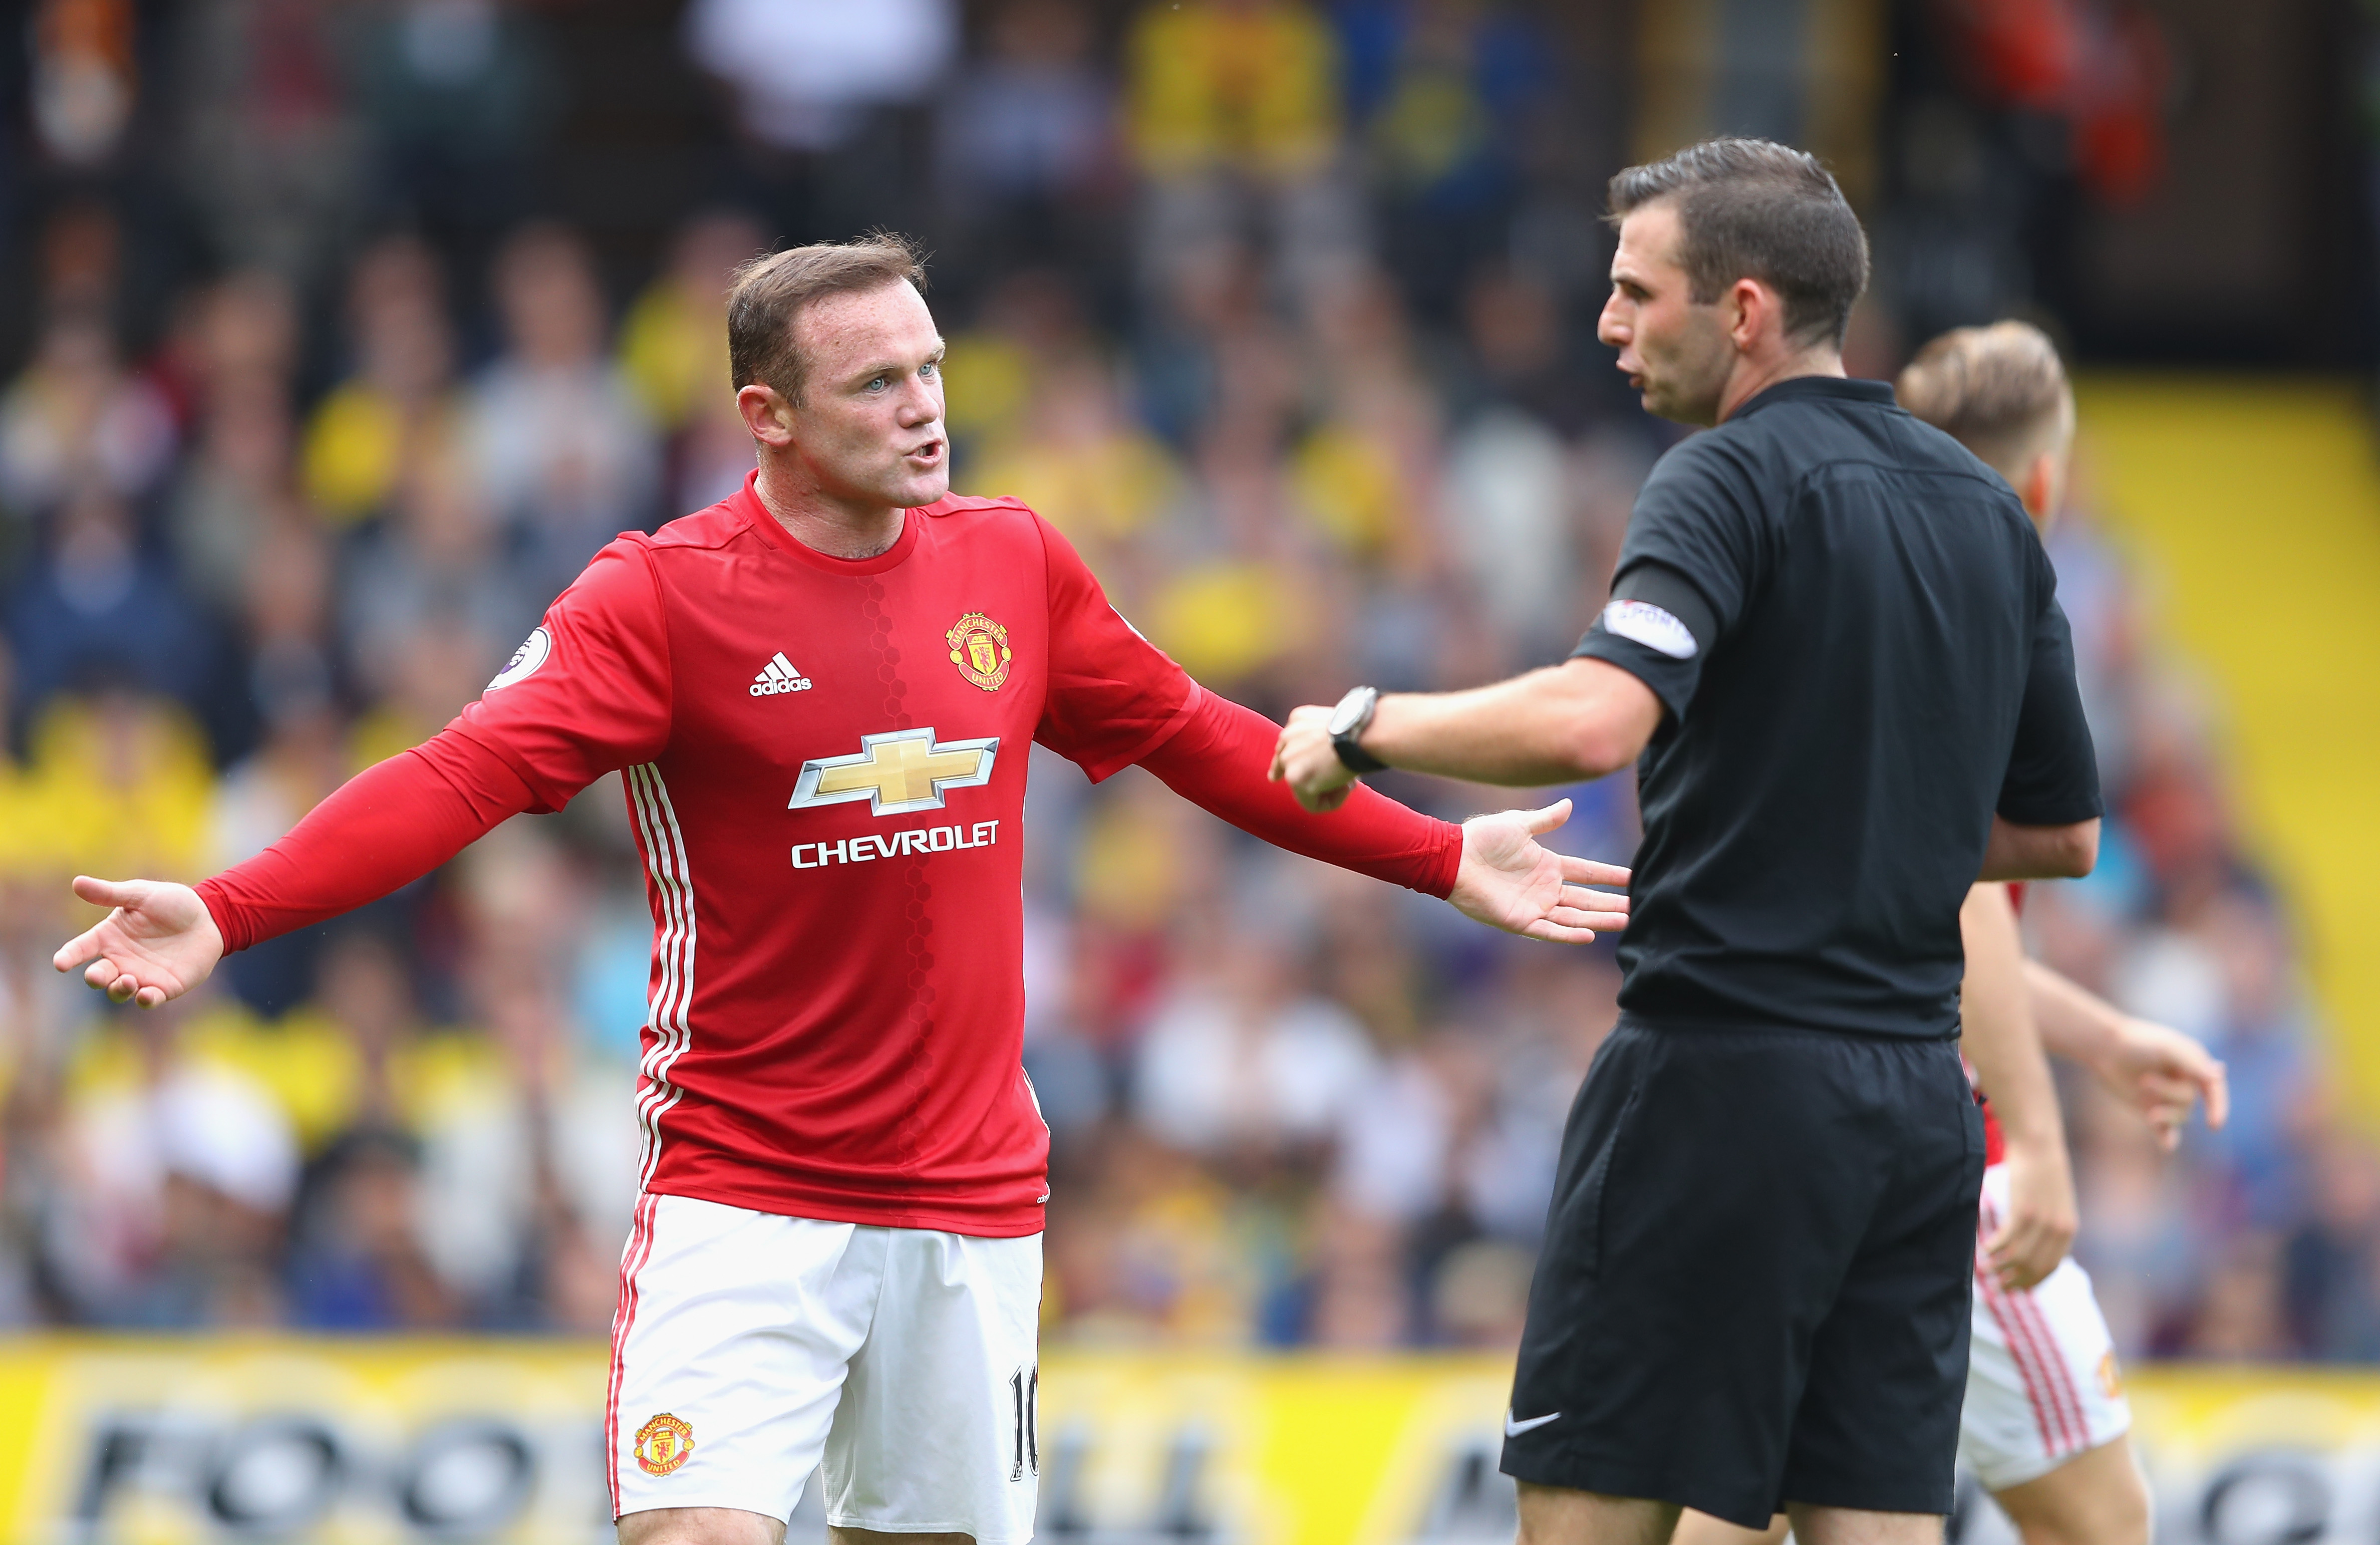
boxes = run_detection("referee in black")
[1271,139,2103,1545]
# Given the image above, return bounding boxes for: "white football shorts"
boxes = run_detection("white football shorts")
[607,1192,1043,1538]
[1960,1163,2133,1491]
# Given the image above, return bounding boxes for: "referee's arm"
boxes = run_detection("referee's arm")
[1978,814,2099,880]
[1270,657,1664,800]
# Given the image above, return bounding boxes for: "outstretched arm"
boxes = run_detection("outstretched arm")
[2026,958,2228,1149]
[1140,689,1630,944]
[1959,881,2076,1292]
[1269,659,1663,813]
[53,730,536,1007]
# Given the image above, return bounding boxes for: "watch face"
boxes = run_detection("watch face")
[1329,689,1371,737]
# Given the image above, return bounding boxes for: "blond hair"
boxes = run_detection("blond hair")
[1896,320,2072,480]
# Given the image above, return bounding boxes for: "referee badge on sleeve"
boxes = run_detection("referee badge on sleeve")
[1600,600,1698,659]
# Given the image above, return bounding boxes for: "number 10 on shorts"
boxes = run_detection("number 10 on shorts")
[1010,1365,1039,1482]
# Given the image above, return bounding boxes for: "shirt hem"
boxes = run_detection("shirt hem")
[1616,1008,1964,1042]
[641,1177,1048,1238]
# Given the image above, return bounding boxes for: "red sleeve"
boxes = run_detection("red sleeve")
[1138,689,1463,899]
[195,730,538,953]
[450,536,674,811]
[1031,515,1199,781]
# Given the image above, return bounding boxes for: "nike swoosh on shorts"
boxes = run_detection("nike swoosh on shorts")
[1505,1409,1562,1437]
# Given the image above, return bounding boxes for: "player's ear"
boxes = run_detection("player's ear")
[737,381,795,447]
[2020,452,2057,527]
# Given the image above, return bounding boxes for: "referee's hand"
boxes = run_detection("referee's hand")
[1269,704,1359,812]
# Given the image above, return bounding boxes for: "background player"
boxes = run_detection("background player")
[50,234,1630,1545]
[1670,321,2231,1545]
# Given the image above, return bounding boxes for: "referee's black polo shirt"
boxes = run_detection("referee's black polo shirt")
[1574,374,2101,1040]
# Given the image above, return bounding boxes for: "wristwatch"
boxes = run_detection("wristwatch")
[1328,685,1388,774]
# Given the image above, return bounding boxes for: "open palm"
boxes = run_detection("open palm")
[52,876,224,1008]
[1450,801,1631,944]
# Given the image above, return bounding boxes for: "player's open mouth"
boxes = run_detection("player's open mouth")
[906,439,945,465]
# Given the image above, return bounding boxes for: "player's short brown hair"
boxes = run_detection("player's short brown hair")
[1896,321,2073,476]
[1607,138,1869,348]
[727,231,929,405]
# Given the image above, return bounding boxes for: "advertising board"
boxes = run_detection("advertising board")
[1,1340,2372,1544]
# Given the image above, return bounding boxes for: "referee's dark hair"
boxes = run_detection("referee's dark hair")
[728,230,930,406]
[1608,139,1870,349]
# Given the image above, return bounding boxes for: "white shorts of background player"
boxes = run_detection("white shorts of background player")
[608,1193,1043,1538]
[1962,1163,2134,1490]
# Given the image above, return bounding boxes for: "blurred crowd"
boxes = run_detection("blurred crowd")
[0,0,2362,1360]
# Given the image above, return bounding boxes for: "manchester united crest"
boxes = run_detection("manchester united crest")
[634,1412,695,1477]
[947,612,1013,692]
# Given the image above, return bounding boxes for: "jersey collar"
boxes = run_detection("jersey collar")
[732,468,927,576]
[1728,374,1897,421]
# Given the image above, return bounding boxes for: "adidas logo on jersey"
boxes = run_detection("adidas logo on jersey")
[751,652,813,696]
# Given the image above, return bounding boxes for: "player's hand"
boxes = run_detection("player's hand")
[52,876,224,1008]
[1987,1134,2077,1292]
[1268,704,1359,813]
[1448,801,1631,945]
[2089,1016,2229,1151]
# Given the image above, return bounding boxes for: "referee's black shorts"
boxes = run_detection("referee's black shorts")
[1500,1017,1987,1528]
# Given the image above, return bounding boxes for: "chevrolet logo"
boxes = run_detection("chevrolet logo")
[788,727,1000,817]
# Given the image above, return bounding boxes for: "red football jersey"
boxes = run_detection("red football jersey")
[453,473,1199,1235]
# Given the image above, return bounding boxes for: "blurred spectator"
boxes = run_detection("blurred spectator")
[22,690,214,885]
[619,210,762,437]
[32,0,140,168]
[1333,0,1555,308]
[45,995,296,1326]
[302,234,462,526]
[341,439,536,712]
[31,199,124,326]
[2173,1234,2297,1358]
[965,353,1181,578]
[171,0,362,288]
[938,0,1122,258]
[351,0,558,248]
[1127,0,1341,183]
[469,222,658,605]
[2117,889,2315,1227]
[684,0,958,154]
[286,1128,455,1329]
[165,271,305,615]
[10,490,213,716]
[1133,924,1378,1159]
[2285,1133,2380,1359]
[0,313,176,519]
[618,209,768,513]
[1454,261,1602,437]
[1125,0,1364,297]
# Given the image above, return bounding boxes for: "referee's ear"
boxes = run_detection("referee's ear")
[1724,276,1787,356]
[737,381,795,449]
